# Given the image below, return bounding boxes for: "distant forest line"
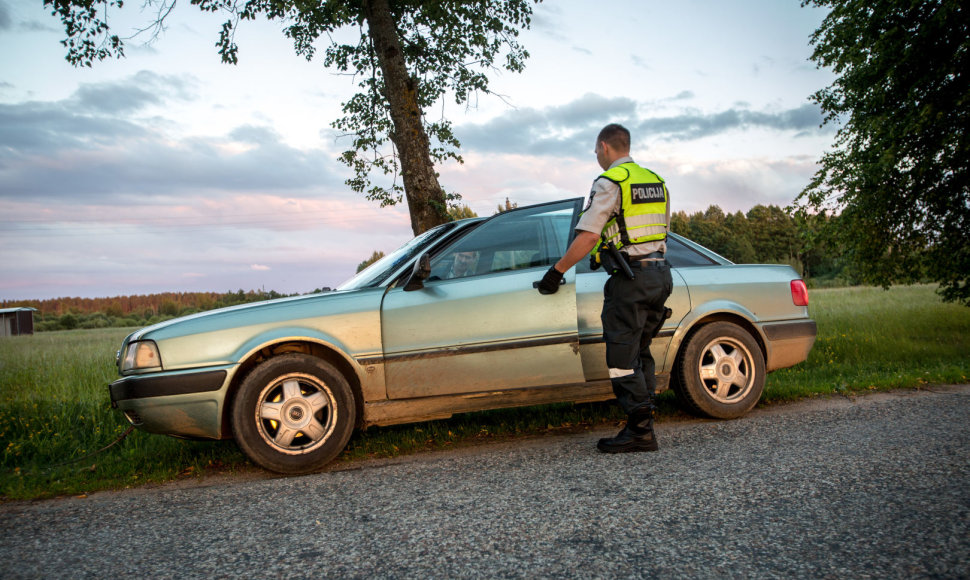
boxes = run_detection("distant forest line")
[3,289,308,332]
[5,204,859,332]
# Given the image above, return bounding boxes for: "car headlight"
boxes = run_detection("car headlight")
[122,340,162,372]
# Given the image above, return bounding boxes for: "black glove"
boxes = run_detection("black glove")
[536,266,564,294]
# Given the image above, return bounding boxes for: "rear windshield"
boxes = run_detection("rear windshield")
[666,236,719,267]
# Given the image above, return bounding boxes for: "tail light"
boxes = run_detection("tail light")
[791,280,809,306]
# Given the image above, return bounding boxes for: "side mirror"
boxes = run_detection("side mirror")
[403,254,432,292]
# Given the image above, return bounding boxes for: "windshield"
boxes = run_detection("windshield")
[336,222,458,290]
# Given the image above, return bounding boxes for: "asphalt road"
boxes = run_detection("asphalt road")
[2,386,969,579]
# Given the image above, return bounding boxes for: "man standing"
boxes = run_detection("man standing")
[446,251,478,278]
[536,123,673,453]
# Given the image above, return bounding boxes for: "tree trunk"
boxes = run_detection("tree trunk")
[364,0,449,236]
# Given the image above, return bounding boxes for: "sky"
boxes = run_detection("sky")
[0,0,837,301]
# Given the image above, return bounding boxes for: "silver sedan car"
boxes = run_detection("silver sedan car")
[111,198,816,473]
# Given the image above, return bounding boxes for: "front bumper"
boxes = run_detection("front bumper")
[109,368,233,440]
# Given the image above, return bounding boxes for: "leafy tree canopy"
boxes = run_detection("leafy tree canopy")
[494,197,518,214]
[45,0,540,235]
[795,0,969,304]
[447,204,479,221]
[356,250,386,273]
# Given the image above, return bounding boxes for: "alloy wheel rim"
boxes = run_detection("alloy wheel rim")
[696,337,756,403]
[255,372,337,454]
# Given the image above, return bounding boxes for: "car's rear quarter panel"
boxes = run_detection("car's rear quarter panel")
[674,264,815,371]
[576,263,814,384]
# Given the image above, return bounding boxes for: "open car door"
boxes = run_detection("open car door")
[381,199,587,399]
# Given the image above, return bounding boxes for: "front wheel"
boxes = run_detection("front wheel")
[673,322,766,419]
[232,354,356,474]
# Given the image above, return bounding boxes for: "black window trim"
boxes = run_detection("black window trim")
[389,198,585,287]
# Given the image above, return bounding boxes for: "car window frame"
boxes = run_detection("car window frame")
[338,221,475,291]
[385,198,584,288]
[426,198,584,282]
[385,220,484,289]
[665,233,724,267]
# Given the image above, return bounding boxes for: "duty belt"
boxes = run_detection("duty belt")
[628,251,665,262]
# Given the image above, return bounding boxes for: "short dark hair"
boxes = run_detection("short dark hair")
[597,123,630,152]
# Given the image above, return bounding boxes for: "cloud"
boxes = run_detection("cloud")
[457,93,638,157]
[0,66,415,301]
[71,71,196,115]
[229,125,281,144]
[0,73,348,204]
[0,188,415,299]
[530,4,568,43]
[0,128,347,202]
[457,94,828,158]
[0,71,197,154]
[631,55,652,70]
[0,101,148,153]
[4,1,59,33]
[655,155,821,213]
[636,104,826,141]
[0,1,11,31]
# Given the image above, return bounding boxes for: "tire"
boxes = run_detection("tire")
[231,353,356,474]
[673,321,766,419]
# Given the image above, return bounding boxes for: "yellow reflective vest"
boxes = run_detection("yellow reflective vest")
[593,162,669,254]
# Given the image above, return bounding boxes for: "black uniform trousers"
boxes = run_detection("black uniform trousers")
[601,260,673,415]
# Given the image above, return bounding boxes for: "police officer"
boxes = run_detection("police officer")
[536,123,673,453]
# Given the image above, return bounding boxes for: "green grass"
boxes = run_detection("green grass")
[0,329,247,499]
[2,285,968,501]
[764,285,970,400]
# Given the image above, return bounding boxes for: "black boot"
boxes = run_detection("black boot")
[597,406,658,453]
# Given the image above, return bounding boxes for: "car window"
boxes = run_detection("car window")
[337,222,459,290]
[574,234,719,273]
[429,200,579,281]
[665,236,719,267]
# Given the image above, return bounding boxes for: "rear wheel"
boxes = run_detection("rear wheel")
[232,353,355,474]
[674,322,765,419]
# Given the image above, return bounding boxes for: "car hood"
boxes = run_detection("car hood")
[126,288,381,343]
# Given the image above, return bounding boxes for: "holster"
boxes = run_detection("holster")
[651,307,673,338]
[603,243,635,280]
[599,248,620,275]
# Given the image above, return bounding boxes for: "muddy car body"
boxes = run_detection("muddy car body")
[111,198,817,473]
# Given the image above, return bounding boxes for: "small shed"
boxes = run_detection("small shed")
[0,307,37,337]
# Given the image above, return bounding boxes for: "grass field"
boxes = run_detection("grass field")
[2,284,968,500]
